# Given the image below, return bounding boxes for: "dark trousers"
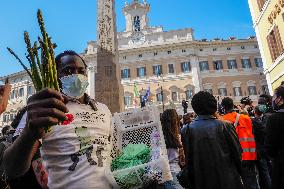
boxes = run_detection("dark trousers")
[241,161,259,189]
[256,158,271,189]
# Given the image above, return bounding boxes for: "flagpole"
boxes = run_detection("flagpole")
[161,86,165,112]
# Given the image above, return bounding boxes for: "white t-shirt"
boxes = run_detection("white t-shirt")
[41,101,113,189]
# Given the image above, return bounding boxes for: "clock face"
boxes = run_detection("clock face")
[130,32,146,45]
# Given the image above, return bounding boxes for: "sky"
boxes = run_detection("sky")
[0,0,255,76]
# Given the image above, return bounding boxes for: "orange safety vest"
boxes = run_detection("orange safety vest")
[222,112,257,161]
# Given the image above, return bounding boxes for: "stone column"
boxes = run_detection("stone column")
[190,55,202,92]
[96,0,124,113]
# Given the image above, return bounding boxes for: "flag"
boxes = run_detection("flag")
[142,85,150,103]
[133,82,140,107]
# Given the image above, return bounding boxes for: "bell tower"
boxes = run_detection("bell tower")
[123,0,150,32]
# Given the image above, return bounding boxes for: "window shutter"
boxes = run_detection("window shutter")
[121,70,123,78]
[181,63,184,72]
[128,69,131,78]
[257,0,263,11]
[248,59,252,68]
[160,65,163,75]
[227,60,231,69]
[189,62,192,71]
[275,26,284,55]
[153,66,155,75]
[144,67,146,76]
[137,68,139,77]
[267,34,276,61]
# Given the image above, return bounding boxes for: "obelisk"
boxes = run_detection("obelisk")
[96,0,123,113]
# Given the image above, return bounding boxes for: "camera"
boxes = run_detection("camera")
[240,96,253,106]
[182,100,189,114]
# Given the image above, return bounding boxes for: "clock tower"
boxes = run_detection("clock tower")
[123,0,150,32]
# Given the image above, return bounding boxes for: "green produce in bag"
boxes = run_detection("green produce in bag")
[111,144,151,171]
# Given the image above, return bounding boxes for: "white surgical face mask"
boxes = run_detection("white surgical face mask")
[60,74,89,99]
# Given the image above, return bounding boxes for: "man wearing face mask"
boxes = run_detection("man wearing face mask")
[265,85,284,189]
[3,51,113,189]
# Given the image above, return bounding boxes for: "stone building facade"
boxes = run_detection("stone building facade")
[248,0,284,90]
[83,0,268,114]
[0,0,269,128]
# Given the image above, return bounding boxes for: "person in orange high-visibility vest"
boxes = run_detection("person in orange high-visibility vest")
[221,97,258,189]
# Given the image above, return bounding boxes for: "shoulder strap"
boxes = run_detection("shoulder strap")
[234,113,241,127]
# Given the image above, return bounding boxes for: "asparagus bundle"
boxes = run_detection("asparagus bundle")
[7,9,59,92]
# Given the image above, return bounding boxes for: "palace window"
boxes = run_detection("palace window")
[227,60,238,69]
[199,61,209,71]
[182,49,186,53]
[124,96,132,106]
[156,93,163,102]
[19,88,24,97]
[262,85,269,95]
[153,65,162,76]
[227,47,231,50]
[138,54,143,58]
[267,26,284,61]
[248,86,257,95]
[133,16,141,32]
[167,51,172,54]
[185,89,194,100]
[242,59,252,69]
[181,62,191,73]
[171,92,178,101]
[3,114,7,122]
[121,68,130,79]
[205,89,213,95]
[218,88,227,96]
[137,67,146,77]
[9,114,14,121]
[213,60,223,70]
[154,52,158,56]
[213,48,217,51]
[168,64,175,74]
[10,90,15,99]
[255,58,263,68]
[257,0,267,11]
[233,87,242,97]
[28,86,33,96]
[241,46,245,49]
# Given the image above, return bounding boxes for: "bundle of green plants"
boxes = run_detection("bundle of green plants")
[7,9,59,92]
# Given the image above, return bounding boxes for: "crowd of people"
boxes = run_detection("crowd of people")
[0,50,283,189]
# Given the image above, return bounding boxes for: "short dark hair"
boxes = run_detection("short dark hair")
[259,94,272,105]
[275,85,284,99]
[221,97,234,111]
[254,106,263,116]
[55,50,87,68]
[2,125,12,136]
[191,91,217,115]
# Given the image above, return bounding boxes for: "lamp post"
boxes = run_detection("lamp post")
[161,86,165,112]
[156,70,165,112]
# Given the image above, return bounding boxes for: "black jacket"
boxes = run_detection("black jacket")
[181,115,244,189]
[252,114,271,159]
[265,109,284,189]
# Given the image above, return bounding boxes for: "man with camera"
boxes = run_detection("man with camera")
[222,97,258,189]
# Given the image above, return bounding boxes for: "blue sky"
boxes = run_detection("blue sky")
[0,0,255,76]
